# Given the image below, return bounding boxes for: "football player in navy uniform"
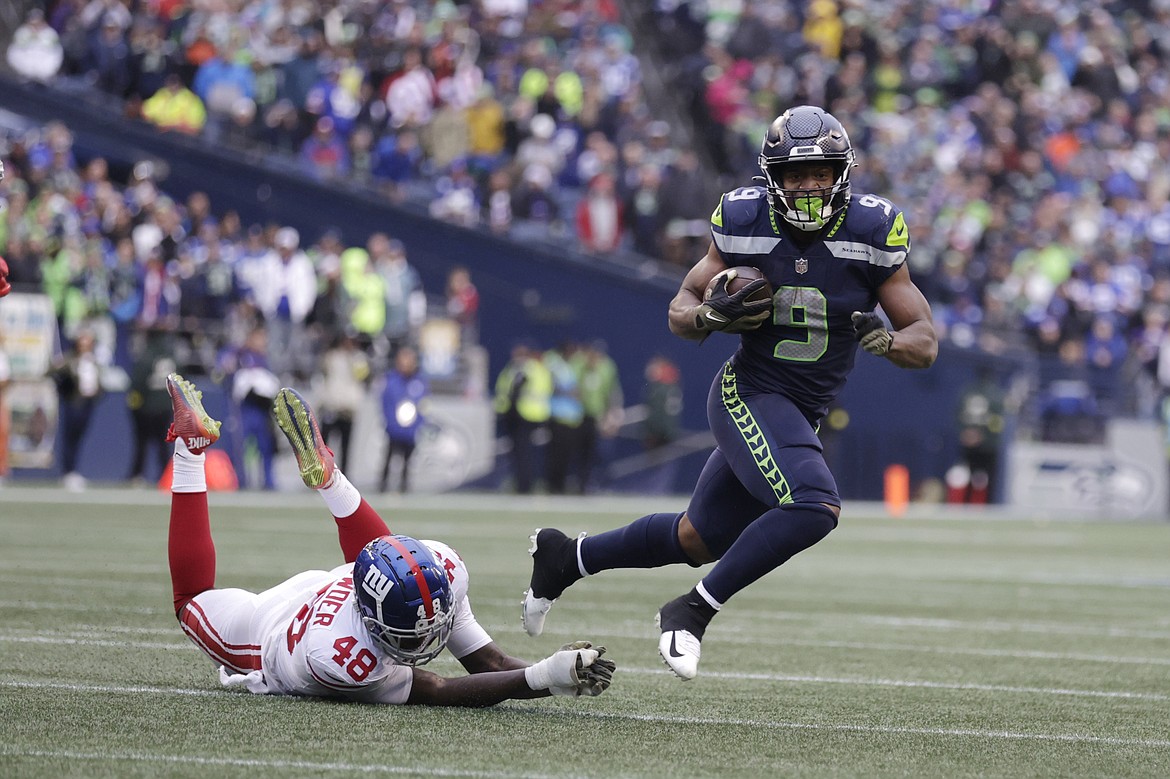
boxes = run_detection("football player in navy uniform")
[522,106,937,680]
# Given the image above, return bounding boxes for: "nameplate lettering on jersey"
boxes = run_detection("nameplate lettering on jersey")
[363,566,395,602]
[313,577,355,627]
[824,240,906,268]
[713,233,782,255]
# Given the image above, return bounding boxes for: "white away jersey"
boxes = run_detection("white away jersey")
[206,540,491,704]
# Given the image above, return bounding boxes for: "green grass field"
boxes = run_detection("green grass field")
[1,488,1168,778]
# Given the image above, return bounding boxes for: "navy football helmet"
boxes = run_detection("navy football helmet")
[353,535,455,666]
[756,106,857,232]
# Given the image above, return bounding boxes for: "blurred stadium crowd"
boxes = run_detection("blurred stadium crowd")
[3,0,1170,440]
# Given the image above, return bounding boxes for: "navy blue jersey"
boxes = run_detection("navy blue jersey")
[709,186,909,423]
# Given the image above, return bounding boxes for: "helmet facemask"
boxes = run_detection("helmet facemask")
[759,158,853,231]
[359,603,454,666]
[756,106,857,232]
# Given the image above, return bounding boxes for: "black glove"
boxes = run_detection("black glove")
[851,311,893,355]
[694,275,772,333]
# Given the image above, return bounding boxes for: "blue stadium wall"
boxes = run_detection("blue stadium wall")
[1,77,993,499]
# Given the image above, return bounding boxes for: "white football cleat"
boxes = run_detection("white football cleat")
[521,529,557,637]
[521,591,556,638]
[656,611,702,681]
[521,528,586,637]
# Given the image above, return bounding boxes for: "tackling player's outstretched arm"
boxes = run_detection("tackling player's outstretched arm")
[406,643,614,707]
[859,264,937,369]
[406,665,549,707]
[456,641,529,673]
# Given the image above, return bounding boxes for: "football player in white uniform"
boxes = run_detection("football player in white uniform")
[165,373,615,705]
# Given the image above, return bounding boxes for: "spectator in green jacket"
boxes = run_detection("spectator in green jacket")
[573,340,623,493]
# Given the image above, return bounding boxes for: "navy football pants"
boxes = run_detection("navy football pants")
[687,361,839,557]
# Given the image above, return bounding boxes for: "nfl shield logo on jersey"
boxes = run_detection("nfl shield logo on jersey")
[795,257,808,274]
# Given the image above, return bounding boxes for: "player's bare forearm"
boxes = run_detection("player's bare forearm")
[669,242,726,340]
[874,264,937,369]
[885,319,937,369]
[668,288,709,341]
[458,642,529,674]
[406,667,547,707]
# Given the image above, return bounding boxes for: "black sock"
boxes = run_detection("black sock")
[660,586,718,640]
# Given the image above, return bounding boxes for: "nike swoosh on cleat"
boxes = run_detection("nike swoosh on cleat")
[667,633,686,659]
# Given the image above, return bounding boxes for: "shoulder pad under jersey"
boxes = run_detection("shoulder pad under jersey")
[711,186,770,234]
[829,193,911,270]
[421,539,469,603]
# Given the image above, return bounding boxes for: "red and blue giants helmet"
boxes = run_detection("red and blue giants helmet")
[757,106,857,232]
[353,535,455,666]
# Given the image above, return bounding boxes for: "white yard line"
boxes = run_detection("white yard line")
[471,602,1170,641]
[4,659,1167,702]
[617,666,1170,701]
[0,747,558,778]
[2,680,1167,749]
[1,635,188,650]
[15,596,1170,641]
[541,709,1170,749]
[714,636,1170,666]
[5,623,1170,667]
[8,567,1168,589]
[0,600,167,614]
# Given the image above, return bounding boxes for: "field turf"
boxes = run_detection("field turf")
[1,488,1167,778]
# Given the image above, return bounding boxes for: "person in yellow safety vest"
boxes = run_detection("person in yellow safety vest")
[494,341,552,494]
[543,341,583,495]
[142,74,207,135]
[339,246,387,351]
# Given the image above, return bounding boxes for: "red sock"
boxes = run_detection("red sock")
[169,492,216,615]
[335,498,391,562]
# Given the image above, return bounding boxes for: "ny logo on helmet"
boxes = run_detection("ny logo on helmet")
[362,565,395,601]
